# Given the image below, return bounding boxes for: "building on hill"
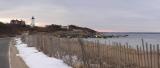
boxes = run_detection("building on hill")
[61,26,69,29]
[10,19,26,25]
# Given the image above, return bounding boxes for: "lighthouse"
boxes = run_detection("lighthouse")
[31,16,35,27]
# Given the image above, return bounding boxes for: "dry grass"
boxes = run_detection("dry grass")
[21,33,160,68]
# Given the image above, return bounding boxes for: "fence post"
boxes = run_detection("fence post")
[145,43,149,68]
[150,44,153,68]
[97,40,103,68]
[157,44,159,68]
[142,39,146,67]
[137,45,140,67]
[78,38,88,68]
[139,46,142,67]
[126,43,130,66]
[153,45,156,68]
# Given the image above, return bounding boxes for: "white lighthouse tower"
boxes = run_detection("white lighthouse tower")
[31,16,35,27]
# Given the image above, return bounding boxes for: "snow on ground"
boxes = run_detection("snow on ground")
[14,38,72,68]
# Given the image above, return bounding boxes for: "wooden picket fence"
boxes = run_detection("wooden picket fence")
[21,33,160,68]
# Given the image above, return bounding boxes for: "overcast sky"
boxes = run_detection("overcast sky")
[1,0,160,32]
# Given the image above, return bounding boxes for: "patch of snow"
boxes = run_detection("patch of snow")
[14,38,72,68]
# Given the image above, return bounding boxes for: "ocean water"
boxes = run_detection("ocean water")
[87,32,160,47]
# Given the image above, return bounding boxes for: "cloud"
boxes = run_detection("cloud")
[0,2,69,25]
[0,0,160,32]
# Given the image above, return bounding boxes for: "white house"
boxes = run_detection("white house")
[61,26,69,29]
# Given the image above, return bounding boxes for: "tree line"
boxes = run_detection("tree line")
[0,20,97,37]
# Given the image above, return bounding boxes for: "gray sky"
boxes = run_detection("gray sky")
[0,0,160,32]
